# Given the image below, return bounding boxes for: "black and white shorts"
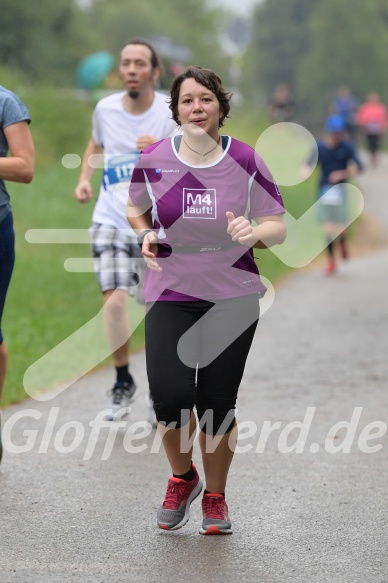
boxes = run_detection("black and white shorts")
[90,223,146,302]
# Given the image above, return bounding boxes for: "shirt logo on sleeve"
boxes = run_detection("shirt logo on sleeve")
[183,188,217,219]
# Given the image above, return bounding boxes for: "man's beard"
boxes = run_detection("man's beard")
[129,90,139,99]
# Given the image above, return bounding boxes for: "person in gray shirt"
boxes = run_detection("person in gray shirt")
[0,86,35,462]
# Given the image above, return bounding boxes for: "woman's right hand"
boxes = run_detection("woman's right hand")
[142,232,162,272]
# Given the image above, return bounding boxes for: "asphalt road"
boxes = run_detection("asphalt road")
[1,154,388,582]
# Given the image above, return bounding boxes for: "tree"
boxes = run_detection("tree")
[0,0,229,87]
[241,0,320,104]
[80,0,230,87]
[297,0,388,114]
[0,0,88,84]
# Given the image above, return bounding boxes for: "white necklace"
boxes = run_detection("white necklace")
[182,136,221,161]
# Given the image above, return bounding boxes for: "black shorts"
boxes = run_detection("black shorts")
[145,294,260,434]
[366,134,381,153]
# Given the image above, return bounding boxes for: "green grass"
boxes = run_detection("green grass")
[2,97,318,406]
[2,88,145,406]
[5,163,146,405]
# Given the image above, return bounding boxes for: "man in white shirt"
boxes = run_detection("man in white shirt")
[75,39,177,421]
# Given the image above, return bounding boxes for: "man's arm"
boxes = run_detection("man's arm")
[74,138,103,203]
[328,164,361,184]
[136,135,158,152]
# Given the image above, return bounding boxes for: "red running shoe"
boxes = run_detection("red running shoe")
[199,493,233,535]
[325,259,336,275]
[157,464,202,530]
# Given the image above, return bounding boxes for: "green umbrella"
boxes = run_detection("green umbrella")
[75,51,115,89]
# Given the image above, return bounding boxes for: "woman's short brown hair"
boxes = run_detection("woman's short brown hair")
[169,66,232,128]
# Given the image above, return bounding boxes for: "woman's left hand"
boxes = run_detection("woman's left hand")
[226,211,253,246]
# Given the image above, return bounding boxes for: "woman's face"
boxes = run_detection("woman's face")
[177,78,223,139]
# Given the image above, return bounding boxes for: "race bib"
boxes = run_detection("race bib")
[103,152,140,189]
[319,185,345,206]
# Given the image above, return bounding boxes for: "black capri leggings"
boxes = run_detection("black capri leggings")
[0,212,15,344]
[366,133,381,154]
[145,294,260,435]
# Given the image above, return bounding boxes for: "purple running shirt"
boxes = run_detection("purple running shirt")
[128,136,285,302]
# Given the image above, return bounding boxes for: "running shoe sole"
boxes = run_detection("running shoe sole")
[199,493,233,535]
[199,525,233,535]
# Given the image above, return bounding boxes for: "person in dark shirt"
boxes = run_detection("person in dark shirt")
[301,115,363,275]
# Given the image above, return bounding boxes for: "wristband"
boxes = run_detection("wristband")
[137,229,155,249]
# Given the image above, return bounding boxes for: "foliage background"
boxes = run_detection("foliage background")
[243,0,388,117]
[2,0,388,116]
